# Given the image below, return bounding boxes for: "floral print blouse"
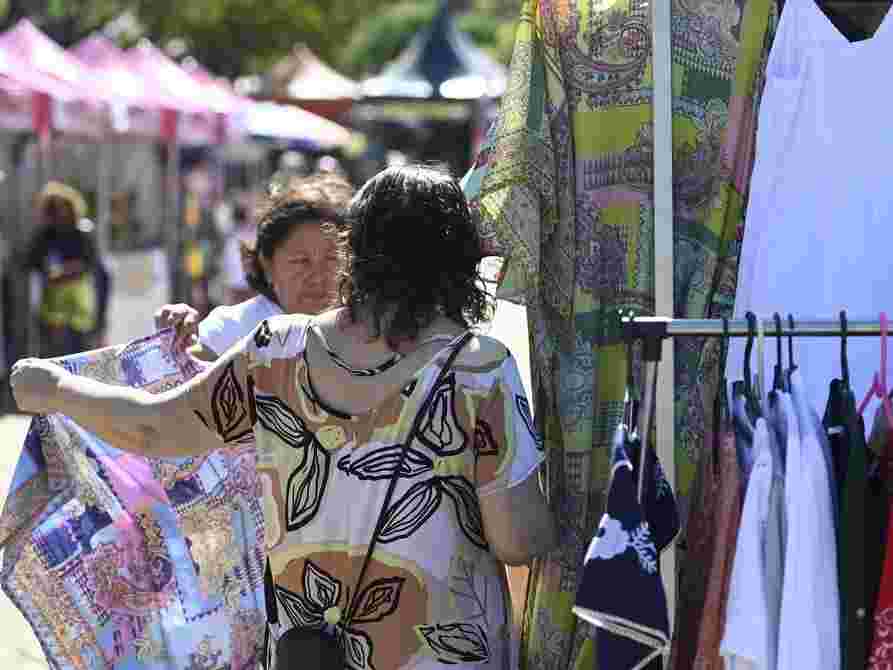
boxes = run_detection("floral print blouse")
[184,315,545,670]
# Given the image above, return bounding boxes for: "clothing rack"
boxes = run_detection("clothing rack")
[624,316,888,341]
[622,316,888,435]
[623,315,888,624]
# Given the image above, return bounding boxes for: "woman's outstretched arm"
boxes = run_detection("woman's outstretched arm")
[10,344,254,458]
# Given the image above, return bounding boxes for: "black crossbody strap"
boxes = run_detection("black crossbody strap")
[343,331,474,626]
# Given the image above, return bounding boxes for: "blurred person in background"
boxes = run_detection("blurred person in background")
[219,200,260,306]
[25,181,110,358]
[155,171,354,360]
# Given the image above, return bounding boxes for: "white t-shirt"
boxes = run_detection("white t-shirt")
[720,417,778,670]
[776,371,840,670]
[198,294,282,355]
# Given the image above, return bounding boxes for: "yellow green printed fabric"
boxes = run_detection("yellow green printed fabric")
[461,0,778,667]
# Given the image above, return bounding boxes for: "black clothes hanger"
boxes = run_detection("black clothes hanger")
[744,312,762,419]
[813,0,893,42]
[841,310,851,391]
[713,317,731,478]
[772,312,786,393]
[787,313,797,375]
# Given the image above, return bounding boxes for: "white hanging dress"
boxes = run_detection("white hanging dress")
[729,0,893,409]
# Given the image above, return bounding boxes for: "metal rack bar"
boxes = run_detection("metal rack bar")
[623,316,887,341]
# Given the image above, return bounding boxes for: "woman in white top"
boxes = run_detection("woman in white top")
[11,164,557,670]
[155,172,354,358]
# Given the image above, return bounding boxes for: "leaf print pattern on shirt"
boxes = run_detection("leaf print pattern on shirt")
[415,373,469,456]
[450,555,489,622]
[204,361,252,443]
[275,560,401,670]
[337,445,434,481]
[473,419,500,458]
[378,480,443,543]
[255,394,315,449]
[377,476,488,550]
[256,393,330,532]
[417,621,491,664]
[516,395,544,450]
[285,442,331,533]
[440,477,488,550]
[352,577,405,624]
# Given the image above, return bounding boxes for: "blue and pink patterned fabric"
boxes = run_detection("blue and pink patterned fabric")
[0,329,266,670]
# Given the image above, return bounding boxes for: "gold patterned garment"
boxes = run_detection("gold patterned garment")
[182,315,545,670]
[461,1,777,668]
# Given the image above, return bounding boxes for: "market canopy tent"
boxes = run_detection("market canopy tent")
[72,34,187,141]
[0,19,110,138]
[355,0,506,174]
[359,1,506,101]
[0,47,85,136]
[268,44,358,121]
[123,41,232,147]
[244,100,353,151]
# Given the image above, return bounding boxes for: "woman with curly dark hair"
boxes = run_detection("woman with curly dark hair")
[338,164,492,347]
[13,164,556,670]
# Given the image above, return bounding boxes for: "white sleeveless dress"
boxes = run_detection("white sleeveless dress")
[729,0,893,413]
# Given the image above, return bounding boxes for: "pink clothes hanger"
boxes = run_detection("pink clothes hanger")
[858,312,893,427]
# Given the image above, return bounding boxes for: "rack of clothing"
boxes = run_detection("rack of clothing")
[645,0,893,640]
[609,313,893,670]
[624,315,892,452]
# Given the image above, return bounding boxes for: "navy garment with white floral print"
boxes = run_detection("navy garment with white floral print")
[573,424,680,669]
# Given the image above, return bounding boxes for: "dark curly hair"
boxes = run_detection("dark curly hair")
[241,172,353,306]
[339,164,492,346]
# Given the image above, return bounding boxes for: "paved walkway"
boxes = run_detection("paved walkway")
[0,298,531,667]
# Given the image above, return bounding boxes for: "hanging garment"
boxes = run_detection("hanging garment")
[461,1,779,663]
[823,379,851,507]
[776,370,840,669]
[732,380,756,484]
[829,381,876,670]
[868,412,893,668]
[729,0,893,408]
[574,424,679,669]
[764,396,788,646]
[670,423,743,670]
[720,414,783,669]
[0,330,267,670]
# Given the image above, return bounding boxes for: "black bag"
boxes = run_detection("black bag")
[266,332,474,669]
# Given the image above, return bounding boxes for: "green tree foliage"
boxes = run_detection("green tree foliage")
[0,0,518,79]
[2,0,127,47]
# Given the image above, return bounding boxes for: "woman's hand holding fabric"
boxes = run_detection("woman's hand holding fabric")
[10,357,67,414]
[154,303,201,350]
